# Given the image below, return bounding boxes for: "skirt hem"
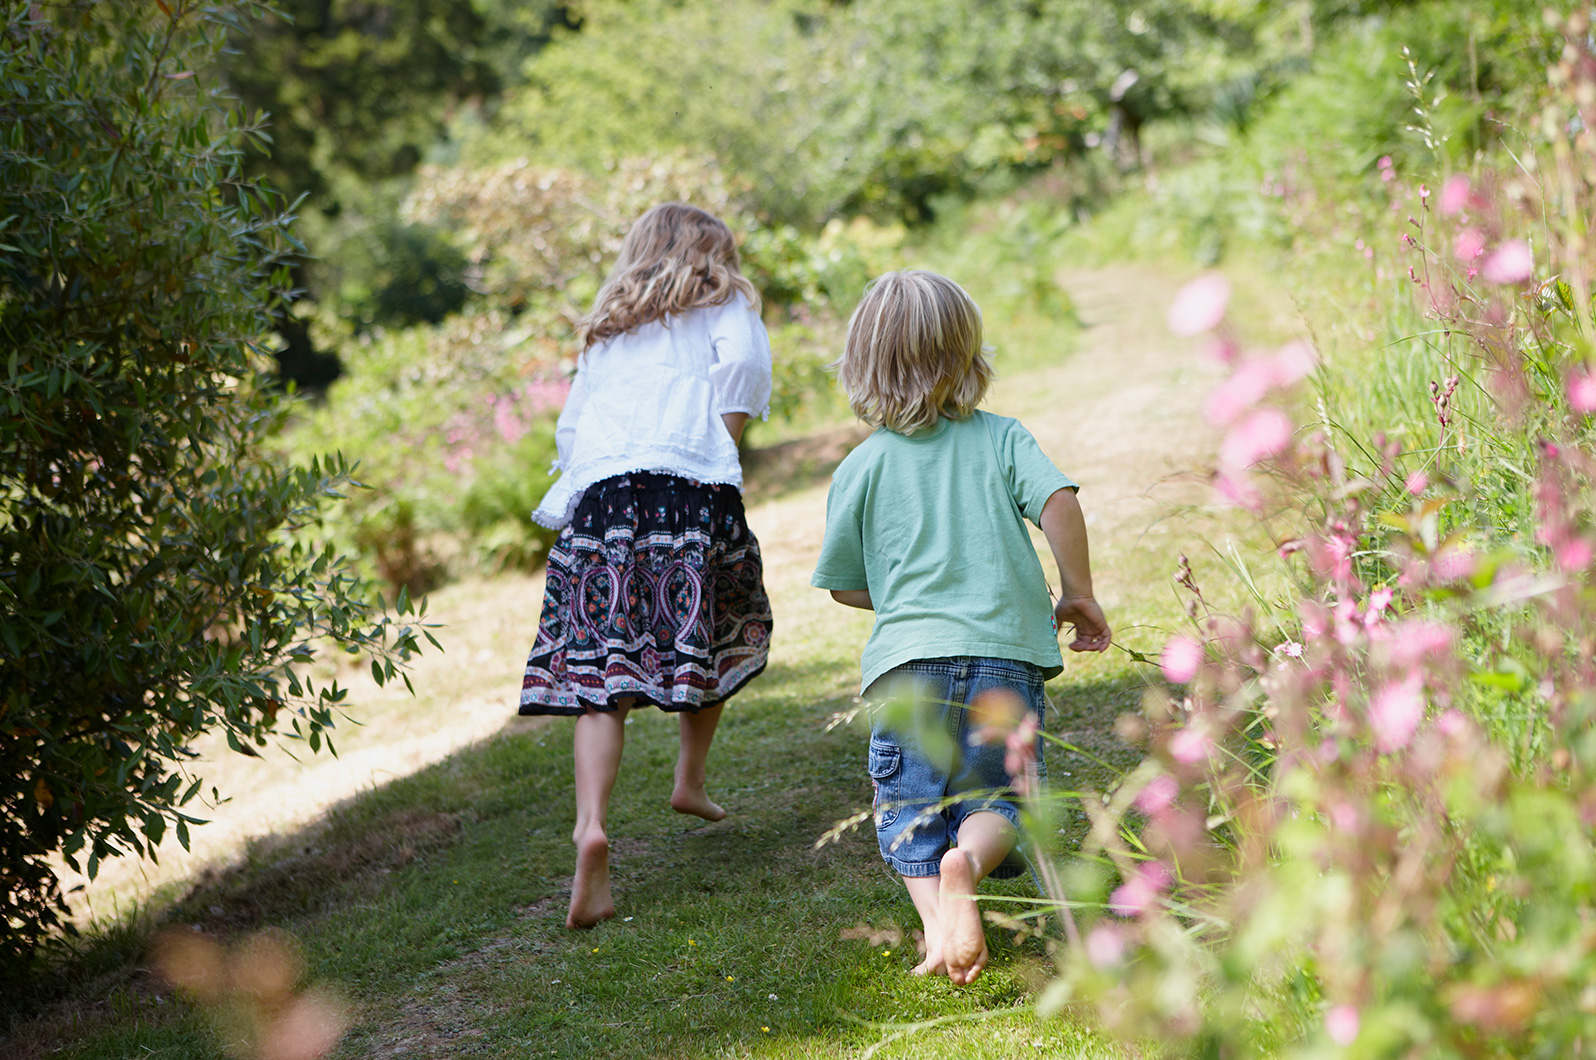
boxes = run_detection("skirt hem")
[517,660,767,717]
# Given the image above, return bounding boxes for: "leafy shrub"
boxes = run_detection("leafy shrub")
[479,0,1319,226]
[0,2,424,975]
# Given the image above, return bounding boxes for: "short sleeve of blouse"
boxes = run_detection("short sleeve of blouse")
[987,415,1077,525]
[707,296,773,417]
[811,471,869,591]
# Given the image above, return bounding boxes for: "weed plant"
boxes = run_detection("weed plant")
[1017,15,1596,1056]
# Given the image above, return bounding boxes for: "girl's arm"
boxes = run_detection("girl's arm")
[830,589,874,610]
[1039,488,1111,652]
[722,412,749,445]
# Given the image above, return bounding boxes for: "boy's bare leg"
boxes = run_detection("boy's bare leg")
[903,875,946,976]
[940,810,1018,985]
[670,703,727,822]
[569,701,632,928]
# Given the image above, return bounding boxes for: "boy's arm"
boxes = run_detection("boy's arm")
[1039,488,1111,653]
[829,588,874,610]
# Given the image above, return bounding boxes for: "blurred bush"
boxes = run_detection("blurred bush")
[474,0,1327,227]
[286,155,916,590]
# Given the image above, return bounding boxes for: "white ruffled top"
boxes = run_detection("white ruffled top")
[533,294,773,529]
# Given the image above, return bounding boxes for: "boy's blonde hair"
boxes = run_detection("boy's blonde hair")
[578,202,760,350]
[835,270,993,434]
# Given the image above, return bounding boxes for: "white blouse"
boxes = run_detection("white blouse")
[533,294,773,529]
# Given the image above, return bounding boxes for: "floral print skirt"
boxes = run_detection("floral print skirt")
[519,472,772,714]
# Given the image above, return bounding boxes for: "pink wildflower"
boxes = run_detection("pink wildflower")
[1567,369,1596,413]
[1269,340,1319,386]
[1436,709,1469,738]
[1214,472,1263,511]
[1204,358,1276,425]
[1169,723,1214,764]
[1482,240,1534,284]
[1160,636,1204,684]
[1432,547,1476,582]
[1084,923,1126,968]
[1004,713,1041,795]
[1369,674,1426,753]
[1438,175,1470,216]
[1405,469,1428,495]
[1326,1004,1360,1046]
[1454,228,1485,262]
[1329,802,1359,832]
[1557,538,1593,571]
[1109,862,1172,918]
[1386,620,1453,668]
[1135,774,1179,816]
[1168,273,1232,336]
[1205,336,1239,365]
[1220,409,1294,470]
[1277,640,1304,658]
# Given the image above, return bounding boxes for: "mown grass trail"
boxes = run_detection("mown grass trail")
[12,265,1233,1060]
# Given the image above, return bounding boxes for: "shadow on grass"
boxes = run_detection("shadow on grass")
[5,658,1143,1060]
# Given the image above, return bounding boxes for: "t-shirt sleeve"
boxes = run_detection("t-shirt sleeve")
[811,473,869,591]
[994,417,1077,525]
[708,296,773,418]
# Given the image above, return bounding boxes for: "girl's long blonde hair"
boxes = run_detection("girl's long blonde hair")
[834,270,993,434]
[577,202,760,350]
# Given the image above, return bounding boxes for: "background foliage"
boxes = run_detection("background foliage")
[0,0,423,975]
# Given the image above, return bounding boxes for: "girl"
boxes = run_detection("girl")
[811,269,1110,984]
[520,203,774,929]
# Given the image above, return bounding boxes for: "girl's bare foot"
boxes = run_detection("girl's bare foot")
[567,830,616,929]
[669,783,726,822]
[939,849,988,985]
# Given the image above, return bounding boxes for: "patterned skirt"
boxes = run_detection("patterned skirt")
[519,472,772,714]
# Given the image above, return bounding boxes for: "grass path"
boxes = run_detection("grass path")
[16,265,1231,1060]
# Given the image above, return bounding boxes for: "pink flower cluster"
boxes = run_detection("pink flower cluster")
[1168,275,1318,510]
[441,377,571,475]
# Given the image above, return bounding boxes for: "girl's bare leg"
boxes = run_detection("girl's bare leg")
[939,810,1018,985]
[903,875,946,976]
[670,703,727,822]
[568,701,632,928]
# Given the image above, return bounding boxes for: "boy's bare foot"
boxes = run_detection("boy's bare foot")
[911,946,947,977]
[939,849,988,985]
[567,830,616,929]
[669,783,727,822]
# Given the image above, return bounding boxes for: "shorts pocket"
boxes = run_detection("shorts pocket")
[867,739,902,828]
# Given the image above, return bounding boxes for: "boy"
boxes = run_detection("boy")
[812,270,1110,984]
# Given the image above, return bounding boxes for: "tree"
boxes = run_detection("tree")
[0,0,425,975]
[217,0,576,385]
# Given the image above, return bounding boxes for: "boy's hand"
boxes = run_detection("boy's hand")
[1055,595,1110,653]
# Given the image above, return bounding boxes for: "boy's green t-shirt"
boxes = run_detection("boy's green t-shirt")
[811,410,1077,692]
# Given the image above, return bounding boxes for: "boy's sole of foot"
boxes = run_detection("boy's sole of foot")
[939,850,988,985]
[567,832,616,929]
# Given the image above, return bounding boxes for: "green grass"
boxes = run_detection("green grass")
[17,649,1135,1059]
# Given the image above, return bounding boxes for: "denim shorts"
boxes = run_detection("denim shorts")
[864,656,1047,879]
